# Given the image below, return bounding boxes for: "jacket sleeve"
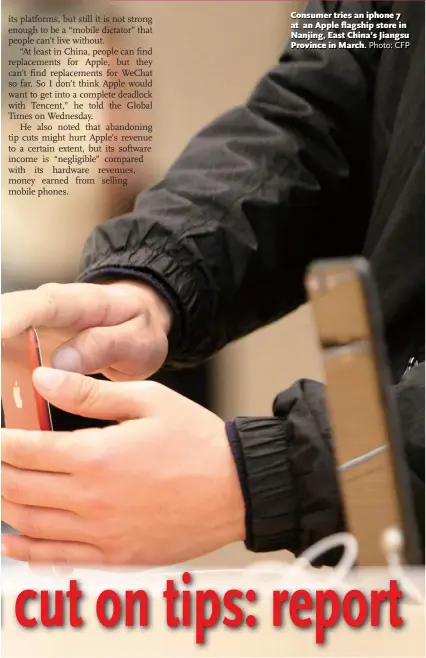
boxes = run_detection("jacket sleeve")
[79,0,385,366]
[226,362,425,564]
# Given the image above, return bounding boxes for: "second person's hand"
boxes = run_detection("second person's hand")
[1,280,173,381]
[1,368,245,566]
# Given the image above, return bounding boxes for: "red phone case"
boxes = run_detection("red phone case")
[1,328,52,431]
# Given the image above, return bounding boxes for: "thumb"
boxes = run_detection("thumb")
[51,316,167,378]
[32,368,148,421]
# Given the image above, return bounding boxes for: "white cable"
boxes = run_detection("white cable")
[273,528,424,605]
[382,527,425,605]
[290,532,358,584]
[338,444,388,472]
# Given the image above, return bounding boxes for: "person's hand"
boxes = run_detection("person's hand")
[1,368,245,566]
[1,280,172,381]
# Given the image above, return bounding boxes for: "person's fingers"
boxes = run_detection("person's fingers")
[1,498,90,543]
[51,315,167,377]
[32,368,148,420]
[2,534,104,566]
[2,463,76,510]
[1,282,141,339]
[1,427,97,473]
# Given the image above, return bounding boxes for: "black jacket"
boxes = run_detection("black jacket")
[80,1,425,560]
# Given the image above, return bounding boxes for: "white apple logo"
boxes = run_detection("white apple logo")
[13,381,23,409]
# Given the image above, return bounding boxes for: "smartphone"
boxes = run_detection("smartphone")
[1,327,52,431]
[305,257,421,566]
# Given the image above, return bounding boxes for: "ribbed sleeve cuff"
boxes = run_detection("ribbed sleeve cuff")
[78,266,184,356]
[226,417,299,554]
[225,420,253,547]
